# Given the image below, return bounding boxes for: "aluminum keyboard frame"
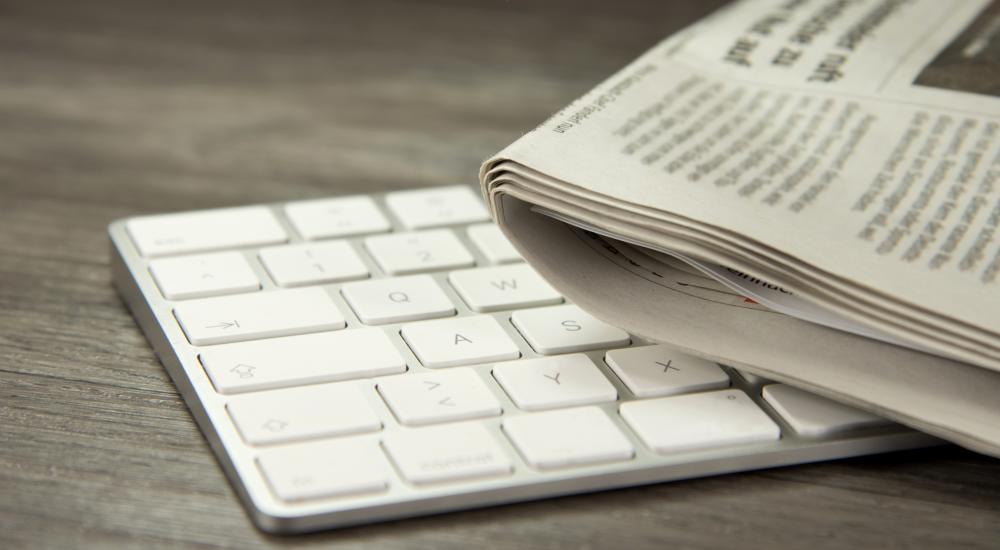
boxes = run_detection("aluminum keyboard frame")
[109,188,939,534]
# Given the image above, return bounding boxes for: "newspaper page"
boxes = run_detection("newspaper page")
[488,0,1000,360]
[481,0,1000,455]
[536,203,930,348]
[491,192,1000,456]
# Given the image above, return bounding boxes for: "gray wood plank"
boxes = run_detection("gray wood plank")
[1,0,998,548]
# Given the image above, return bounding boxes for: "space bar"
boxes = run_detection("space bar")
[173,288,347,345]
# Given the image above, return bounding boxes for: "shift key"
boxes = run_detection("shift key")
[174,287,346,345]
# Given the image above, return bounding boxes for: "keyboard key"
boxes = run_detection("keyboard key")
[228,382,381,445]
[377,368,502,426]
[341,275,455,325]
[493,354,617,411]
[401,315,520,368]
[503,407,634,470]
[383,423,513,485]
[511,304,629,355]
[126,206,287,258]
[385,185,490,229]
[620,390,780,454]
[149,251,260,300]
[467,223,522,264]
[174,287,346,345]
[605,345,730,398]
[448,264,562,313]
[365,229,475,275]
[762,384,891,438]
[259,241,369,287]
[200,328,406,394]
[284,196,391,240]
[257,438,389,502]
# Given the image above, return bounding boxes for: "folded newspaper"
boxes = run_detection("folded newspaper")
[480,0,1000,457]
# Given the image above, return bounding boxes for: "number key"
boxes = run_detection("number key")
[284,196,391,240]
[467,223,522,264]
[364,229,474,275]
[385,185,490,229]
[259,241,369,287]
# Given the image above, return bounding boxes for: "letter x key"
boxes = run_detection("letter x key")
[656,360,680,373]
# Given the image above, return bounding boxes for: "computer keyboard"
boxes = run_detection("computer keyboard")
[109,185,938,533]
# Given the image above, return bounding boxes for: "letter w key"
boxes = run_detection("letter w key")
[490,279,518,291]
[448,264,563,313]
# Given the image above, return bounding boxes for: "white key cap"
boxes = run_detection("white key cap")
[503,407,634,470]
[228,382,381,445]
[383,423,513,484]
[762,384,890,438]
[377,368,502,426]
[365,229,474,275]
[620,389,780,454]
[511,304,629,355]
[174,287,346,345]
[126,206,287,258]
[385,185,490,229]
[401,315,520,368]
[448,264,562,313]
[200,328,406,394]
[284,196,391,240]
[149,251,260,300]
[257,438,389,502]
[259,241,369,287]
[605,345,730,398]
[493,354,617,411]
[341,275,455,325]
[467,223,522,264]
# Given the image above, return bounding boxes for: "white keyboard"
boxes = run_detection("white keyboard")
[109,185,938,533]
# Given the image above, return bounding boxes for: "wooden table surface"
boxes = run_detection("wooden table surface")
[2,0,998,548]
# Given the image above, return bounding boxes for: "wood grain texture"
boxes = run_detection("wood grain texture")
[0,0,998,548]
